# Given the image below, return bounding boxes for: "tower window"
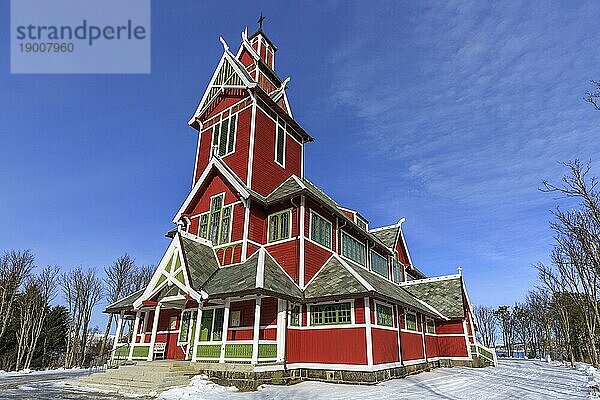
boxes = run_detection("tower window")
[268,209,291,242]
[310,211,332,248]
[202,193,233,245]
[371,251,388,278]
[212,114,237,158]
[275,120,286,167]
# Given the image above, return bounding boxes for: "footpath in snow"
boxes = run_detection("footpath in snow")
[159,359,590,400]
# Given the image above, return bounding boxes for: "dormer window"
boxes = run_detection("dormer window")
[211,113,237,157]
[356,216,368,231]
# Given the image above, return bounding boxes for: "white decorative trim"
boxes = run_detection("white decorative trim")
[299,196,306,288]
[364,297,373,367]
[255,248,265,288]
[399,274,462,286]
[251,297,261,364]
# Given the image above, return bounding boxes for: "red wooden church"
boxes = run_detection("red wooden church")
[106,23,491,381]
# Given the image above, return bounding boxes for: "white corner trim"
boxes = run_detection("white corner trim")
[255,247,265,289]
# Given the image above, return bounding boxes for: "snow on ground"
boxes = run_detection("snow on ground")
[0,367,84,378]
[158,359,590,400]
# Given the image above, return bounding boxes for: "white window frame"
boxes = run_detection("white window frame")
[198,306,226,344]
[267,208,292,243]
[178,309,194,345]
[210,112,238,158]
[425,317,436,334]
[274,118,286,168]
[370,250,388,278]
[373,300,394,328]
[356,216,368,231]
[341,231,366,266]
[309,209,332,249]
[405,310,419,332]
[307,300,355,327]
[206,192,234,245]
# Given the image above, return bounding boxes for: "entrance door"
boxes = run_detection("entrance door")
[165,314,186,360]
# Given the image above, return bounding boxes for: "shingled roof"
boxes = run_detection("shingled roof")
[179,235,219,289]
[105,289,144,314]
[401,275,465,319]
[200,249,303,300]
[370,226,399,248]
[304,257,366,299]
[341,258,445,318]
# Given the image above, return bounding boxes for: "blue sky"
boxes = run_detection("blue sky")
[2,1,600,330]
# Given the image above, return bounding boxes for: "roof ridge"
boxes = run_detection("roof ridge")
[399,274,461,286]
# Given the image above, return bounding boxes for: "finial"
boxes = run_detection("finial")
[219,36,229,52]
[257,13,265,30]
[457,266,462,275]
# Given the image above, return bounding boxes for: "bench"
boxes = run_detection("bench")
[153,342,166,360]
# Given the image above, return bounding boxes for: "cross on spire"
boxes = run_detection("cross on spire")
[257,13,265,30]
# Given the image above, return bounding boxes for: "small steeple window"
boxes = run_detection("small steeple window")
[211,114,237,158]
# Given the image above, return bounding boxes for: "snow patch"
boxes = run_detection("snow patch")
[158,375,239,399]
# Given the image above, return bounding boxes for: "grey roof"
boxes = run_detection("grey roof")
[266,176,303,203]
[202,252,260,296]
[179,235,219,289]
[200,250,303,300]
[402,277,465,319]
[371,226,399,249]
[304,257,366,299]
[342,259,442,318]
[104,289,144,313]
[407,265,427,280]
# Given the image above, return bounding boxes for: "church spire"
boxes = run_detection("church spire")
[248,13,277,69]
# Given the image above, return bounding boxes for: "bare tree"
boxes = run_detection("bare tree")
[474,305,497,348]
[585,80,600,111]
[0,250,34,341]
[131,264,154,293]
[100,255,136,355]
[61,267,102,368]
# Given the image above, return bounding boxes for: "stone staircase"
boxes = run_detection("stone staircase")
[68,360,203,397]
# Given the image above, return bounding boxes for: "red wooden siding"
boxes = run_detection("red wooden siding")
[436,320,465,335]
[425,335,440,358]
[437,335,468,357]
[354,299,365,324]
[372,328,399,364]
[227,329,253,341]
[287,328,367,365]
[401,331,424,361]
[260,297,278,326]
[304,241,333,283]
[250,108,302,196]
[248,205,266,243]
[187,172,240,217]
[266,240,299,283]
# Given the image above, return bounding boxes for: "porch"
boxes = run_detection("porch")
[110,294,287,366]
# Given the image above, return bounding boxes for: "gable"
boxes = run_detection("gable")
[185,170,242,217]
[200,57,246,112]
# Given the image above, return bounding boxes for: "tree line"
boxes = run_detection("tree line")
[0,252,153,371]
[476,159,600,366]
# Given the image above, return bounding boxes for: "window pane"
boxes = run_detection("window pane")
[290,306,300,326]
[392,259,402,283]
[179,311,191,342]
[212,125,220,156]
[269,214,279,242]
[219,118,229,156]
[219,206,231,245]
[212,308,224,341]
[280,212,289,239]
[342,233,365,265]
[276,123,285,165]
[200,310,213,341]
[376,304,393,327]
[311,213,331,248]
[227,114,237,153]
[199,214,209,239]
[406,313,417,331]
[371,252,388,277]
